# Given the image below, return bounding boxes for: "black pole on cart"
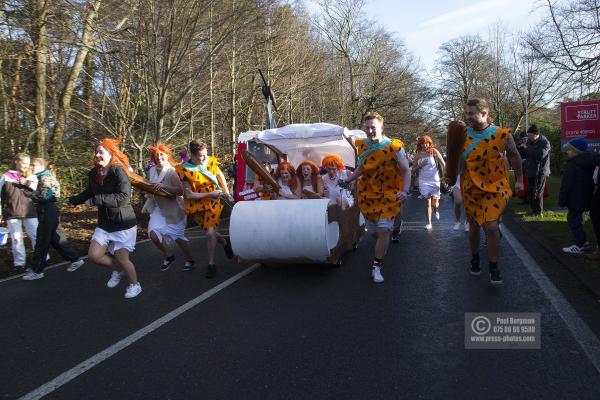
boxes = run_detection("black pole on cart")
[258,69,277,129]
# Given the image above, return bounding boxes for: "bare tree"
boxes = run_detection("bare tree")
[528,0,600,88]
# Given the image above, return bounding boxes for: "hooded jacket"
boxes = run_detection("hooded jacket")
[559,151,597,212]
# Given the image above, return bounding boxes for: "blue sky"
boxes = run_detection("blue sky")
[308,0,545,72]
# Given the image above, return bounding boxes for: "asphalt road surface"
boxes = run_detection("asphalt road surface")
[2,194,600,399]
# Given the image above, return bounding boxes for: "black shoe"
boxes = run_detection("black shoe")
[161,255,175,271]
[205,264,216,279]
[490,266,503,285]
[391,229,400,243]
[222,237,234,259]
[182,260,195,271]
[470,257,481,276]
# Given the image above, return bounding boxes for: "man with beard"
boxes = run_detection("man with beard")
[460,99,523,285]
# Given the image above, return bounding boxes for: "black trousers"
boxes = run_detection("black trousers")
[527,174,546,215]
[590,186,600,246]
[30,203,79,273]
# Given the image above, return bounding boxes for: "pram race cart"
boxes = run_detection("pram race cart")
[230,123,365,266]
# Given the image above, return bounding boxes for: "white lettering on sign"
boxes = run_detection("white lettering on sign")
[565,104,600,122]
[577,109,598,120]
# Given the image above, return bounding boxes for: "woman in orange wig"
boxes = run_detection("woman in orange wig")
[145,143,194,271]
[274,162,301,199]
[297,160,324,198]
[68,138,142,299]
[411,135,445,230]
[320,154,353,207]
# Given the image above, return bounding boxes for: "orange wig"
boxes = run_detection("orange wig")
[149,143,176,166]
[321,154,345,171]
[275,162,298,192]
[297,160,320,192]
[417,135,435,155]
[95,138,131,170]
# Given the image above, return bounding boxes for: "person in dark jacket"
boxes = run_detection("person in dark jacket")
[522,124,551,215]
[22,158,84,280]
[0,153,39,271]
[68,138,141,299]
[559,138,595,254]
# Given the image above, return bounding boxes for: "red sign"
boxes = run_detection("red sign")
[561,100,600,141]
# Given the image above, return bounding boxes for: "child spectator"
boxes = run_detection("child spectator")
[22,158,84,280]
[559,138,596,254]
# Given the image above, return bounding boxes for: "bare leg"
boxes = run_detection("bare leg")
[375,229,391,259]
[454,203,462,222]
[468,217,480,254]
[425,198,432,225]
[483,221,501,263]
[176,238,194,260]
[88,240,121,271]
[114,248,138,284]
[207,227,217,264]
[150,231,173,257]
[393,205,403,231]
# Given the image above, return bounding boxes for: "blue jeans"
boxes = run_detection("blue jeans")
[567,209,587,247]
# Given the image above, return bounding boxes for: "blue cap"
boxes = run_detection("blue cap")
[564,137,588,154]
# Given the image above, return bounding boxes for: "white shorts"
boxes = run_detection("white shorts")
[365,219,394,233]
[91,226,137,254]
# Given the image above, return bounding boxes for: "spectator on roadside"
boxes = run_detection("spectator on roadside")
[559,138,595,254]
[0,153,39,272]
[521,124,551,215]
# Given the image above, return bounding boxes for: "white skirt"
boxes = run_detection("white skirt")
[148,207,187,244]
[91,226,137,254]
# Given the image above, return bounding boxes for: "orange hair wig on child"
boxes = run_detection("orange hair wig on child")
[296,160,320,192]
[149,143,176,166]
[275,162,298,192]
[95,138,131,170]
[321,154,345,171]
[417,135,435,155]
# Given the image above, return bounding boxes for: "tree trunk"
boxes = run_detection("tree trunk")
[0,60,11,157]
[33,0,48,157]
[83,52,94,135]
[51,0,102,156]
[209,4,215,154]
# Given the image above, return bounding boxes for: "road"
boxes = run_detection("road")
[2,194,600,399]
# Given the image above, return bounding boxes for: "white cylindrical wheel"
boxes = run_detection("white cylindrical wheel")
[230,199,339,263]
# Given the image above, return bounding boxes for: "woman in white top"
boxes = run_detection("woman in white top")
[412,135,445,230]
[320,154,353,208]
[144,144,195,271]
[297,160,324,198]
[274,162,301,199]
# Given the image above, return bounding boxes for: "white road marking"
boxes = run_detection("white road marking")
[503,226,600,374]
[18,263,260,400]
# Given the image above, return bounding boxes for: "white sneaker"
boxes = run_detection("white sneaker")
[435,210,440,220]
[107,271,123,288]
[453,222,461,230]
[562,244,584,254]
[22,271,44,280]
[464,222,470,232]
[372,267,384,283]
[124,282,142,299]
[424,224,433,230]
[67,259,85,272]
